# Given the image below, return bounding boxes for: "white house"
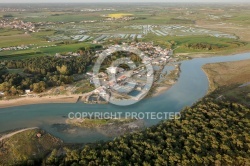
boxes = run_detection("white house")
[100,90,107,96]
[106,67,117,74]
[25,89,31,94]
[94,89,100,94]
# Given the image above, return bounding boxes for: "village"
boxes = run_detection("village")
[0,44,33,52]
[82,42,175,104]
[0,19,35,32]
[0,42,178,105]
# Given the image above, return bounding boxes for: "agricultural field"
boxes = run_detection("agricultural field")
[0,42,96,60]
[0,29,23,36]
[0,34,46,48]
[108,13,134,18]
[0,3,250,166]
[0,3,249,61]
[142,34,247,56]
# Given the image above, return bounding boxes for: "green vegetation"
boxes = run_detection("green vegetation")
[67,118,135,128]
[1,85,249,165]
[0,4,250,165]
[40,43,96,55]
[143,35,246,54]
[0,42,98,60]
[0,29,23,36]
[209,84,250,107]
[73,80,95,94]
[0,50,44,60]
[1,4,249,61]
[30,30,56,39]
[0,64,7,75]
[0,129,62,166]
[24,13,102,23]
[2,14,13,18]
[0,47,99,96]
[44,95,250,165]
[203,59,250,91]
[167,18,195,24]
[0,34,43,48]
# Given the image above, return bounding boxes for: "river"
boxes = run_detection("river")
[0,52,249,143]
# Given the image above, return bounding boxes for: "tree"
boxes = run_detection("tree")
[32,81,46,93]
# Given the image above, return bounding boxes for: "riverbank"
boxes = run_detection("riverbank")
[0,85,171,109]
[0,51,249,109]
[176,44,250,58]
[151,64,181,97]
[0,65,181,108]
[0,128,63,166]
[0,86,178,109]
[66,118,145,137]
[0,127,38,142]
[202,59,250,92]
[0,52,250,143]
[0,95,80,109]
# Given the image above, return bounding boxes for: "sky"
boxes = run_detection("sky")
[0,0,249,3]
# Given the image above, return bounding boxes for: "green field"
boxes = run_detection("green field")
[0,3,249,60]
[30,30,56,39]
[0,50,43,60]
[142,34,247,55]
[0,29,23,36]
[40,42,95,54]
[0,42,97,60]
[0,34,47,47]
[23,13,103,23]
[0,129,62,165]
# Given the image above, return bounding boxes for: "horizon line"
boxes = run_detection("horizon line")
[0,2,250,4]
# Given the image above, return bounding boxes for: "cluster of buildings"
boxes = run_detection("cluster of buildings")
[85,42,173,103]
[0,44,57,52]
[104,16,136,22]
[80,8,115,12]
[0,19,36,32]
[0,8,26,12]
[55,52,81,58]
[0,45,30,52]
[131,42,172,58]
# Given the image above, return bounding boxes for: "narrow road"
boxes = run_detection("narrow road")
[0,127,38,142]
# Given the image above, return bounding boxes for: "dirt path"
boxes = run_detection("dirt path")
[0,127,38,142]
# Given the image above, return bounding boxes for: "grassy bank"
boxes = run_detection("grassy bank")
[203,59,250,92]
[0,128,62,165]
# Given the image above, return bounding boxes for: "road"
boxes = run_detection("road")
[0,127,38,142]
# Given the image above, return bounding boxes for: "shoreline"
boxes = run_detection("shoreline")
[1,50,248,109]
[0,86,170,109]
[151,86,171,97]
[0,69,179,109]
[0,127,38,142]
[0,94,81,109]
[177,47,250,59]
[202,67,214,94]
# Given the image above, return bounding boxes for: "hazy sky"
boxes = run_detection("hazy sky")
[0,0,249,3]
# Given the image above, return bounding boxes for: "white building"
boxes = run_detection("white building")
[106,67,117,74]
[25,89,31,94]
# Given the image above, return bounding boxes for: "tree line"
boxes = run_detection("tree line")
[43,97,250,166]
[0,47,99,96]
[185,43,227,50]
